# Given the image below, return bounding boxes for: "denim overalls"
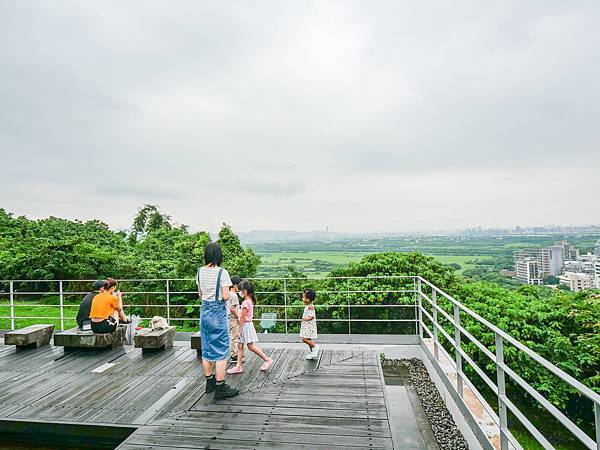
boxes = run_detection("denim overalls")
[199,268,230,361]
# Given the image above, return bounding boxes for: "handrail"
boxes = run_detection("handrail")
[417,276,600,406]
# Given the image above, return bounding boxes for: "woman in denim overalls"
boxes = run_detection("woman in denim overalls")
[197,243,239,399]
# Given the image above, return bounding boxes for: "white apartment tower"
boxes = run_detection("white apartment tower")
[514,247,563,284]
[515,258,543,285]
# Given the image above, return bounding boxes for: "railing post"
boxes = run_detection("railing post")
[495,332,509,450]
[283,279,288,335]
[59,280,64,331]
[594,401,600,450]
[453,303,463,397]
[166,279,170,326]
[417,278,423,339]
[9,281,15,331]
[432,289,439,361]
[347,278,351,335]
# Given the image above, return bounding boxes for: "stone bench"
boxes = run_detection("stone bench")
[5,324,55,350]
[191,333,201,357]
[54,326,125,351]
[134,326,175,353]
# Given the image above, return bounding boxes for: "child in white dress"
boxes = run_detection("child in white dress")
[300,288,319,360]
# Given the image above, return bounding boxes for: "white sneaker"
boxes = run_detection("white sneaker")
[311,345,320,359]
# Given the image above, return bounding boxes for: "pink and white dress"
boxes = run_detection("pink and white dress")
[239,298,259,344]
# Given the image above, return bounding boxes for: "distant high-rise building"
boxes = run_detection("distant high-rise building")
[558,272,595,292]
[595,261,600,289]
[515,258,543,285]
[554,240,579,262]
[514,247,563,282]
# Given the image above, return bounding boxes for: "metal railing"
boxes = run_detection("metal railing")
[416,276,600,450]
[0,275,598,450]
[0,276,419,334]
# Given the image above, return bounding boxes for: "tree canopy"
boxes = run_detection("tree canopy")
[0,207,259,280]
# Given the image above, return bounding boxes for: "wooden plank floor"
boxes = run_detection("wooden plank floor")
[0,343,394,449]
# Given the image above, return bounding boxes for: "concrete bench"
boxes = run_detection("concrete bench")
[5,324,55,350]
[134,326,175,353]
[54,326,125,351]
[191,333,201,357]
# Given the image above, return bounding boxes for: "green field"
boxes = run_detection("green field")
[257,251,491,277]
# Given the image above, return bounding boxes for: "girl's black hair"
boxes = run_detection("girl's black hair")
[239,279,257,304]
[104,278,117,290]
[303,288,316,302]
[204,242,223,266]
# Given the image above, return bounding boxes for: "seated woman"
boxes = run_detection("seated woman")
[89,278,129,333]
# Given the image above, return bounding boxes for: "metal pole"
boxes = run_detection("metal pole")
[166,279,170,326]
[9,281,14,330]
[432,289,439,361]
[495,332,509,450]
[417,278,423,339]
[59,280,64,331]
[453,303,463,397]
[347,278,351,334]
[594,401,600,450]
[283,279,288,335]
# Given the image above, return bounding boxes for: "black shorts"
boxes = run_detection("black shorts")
[91,318,117,334]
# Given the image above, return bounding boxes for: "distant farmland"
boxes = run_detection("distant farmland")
[256,251,487,277]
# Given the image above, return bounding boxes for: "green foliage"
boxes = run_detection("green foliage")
[130,204,173,243]
[0,207,257,282]
[217,224,260,278]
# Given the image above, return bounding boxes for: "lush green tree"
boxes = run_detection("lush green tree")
[130,204,173,242]
[217,224,260,278]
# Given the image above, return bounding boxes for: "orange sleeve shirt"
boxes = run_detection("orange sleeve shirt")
[89,292,120,319]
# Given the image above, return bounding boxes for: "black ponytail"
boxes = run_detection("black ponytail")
[239,280,257,304]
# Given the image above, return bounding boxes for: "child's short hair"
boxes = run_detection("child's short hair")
[303,288,316,301]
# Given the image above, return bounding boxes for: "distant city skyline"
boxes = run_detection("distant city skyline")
[1,1,599,233]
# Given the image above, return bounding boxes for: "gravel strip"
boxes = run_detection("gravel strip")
[383,358,469,450]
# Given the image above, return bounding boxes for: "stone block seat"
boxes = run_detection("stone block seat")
[134,326,175,353]
[5,324,55,350]
[191,332,201,357]
[54,326,125,351]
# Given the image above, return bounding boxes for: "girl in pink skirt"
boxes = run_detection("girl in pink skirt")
[227,280,273,374]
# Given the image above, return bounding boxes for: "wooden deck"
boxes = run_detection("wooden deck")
[0,342,395,449]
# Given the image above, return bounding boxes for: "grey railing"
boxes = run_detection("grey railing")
[1,275,598,450]
[0,276,417,333]
[416,276,600,450]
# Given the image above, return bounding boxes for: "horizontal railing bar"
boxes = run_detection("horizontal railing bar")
[420,313,498,394]
[420,331,502,429]
[418,277,600,405]
[421,292,455,325]
[0,275,419,283]
[502,395,555,450]
[0,316,417,323]
[456,324,497,362]
[502,364,596,449]
[1,289,417,296]
[1,303,417,309]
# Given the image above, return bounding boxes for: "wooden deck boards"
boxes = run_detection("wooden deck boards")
[0,343,395,449]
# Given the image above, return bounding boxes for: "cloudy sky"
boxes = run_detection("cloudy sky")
[1,1,599,233]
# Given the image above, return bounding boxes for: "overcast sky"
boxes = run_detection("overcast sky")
[1,1,599,233]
